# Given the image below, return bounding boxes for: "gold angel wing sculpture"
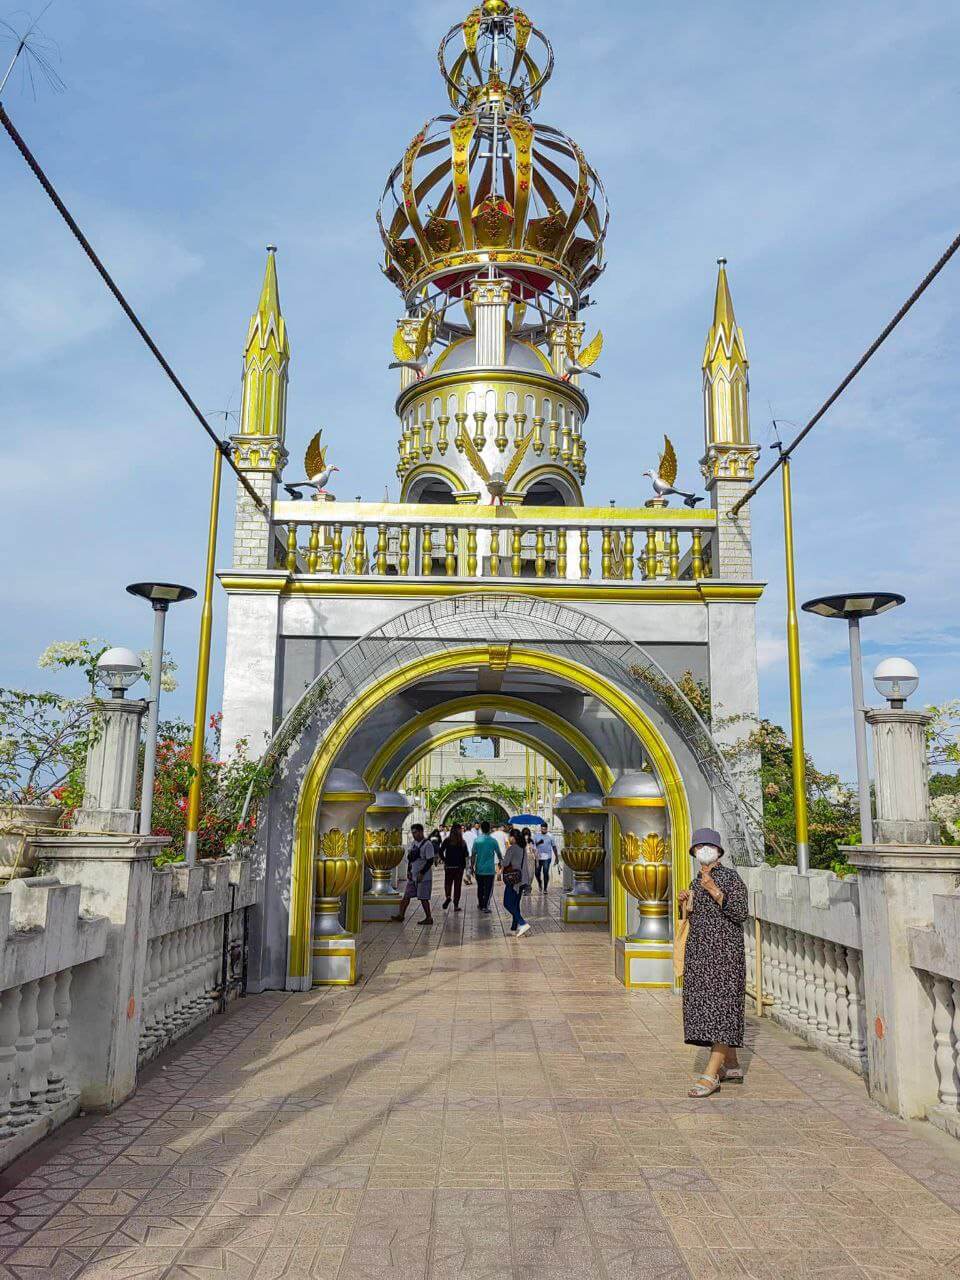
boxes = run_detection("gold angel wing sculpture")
[658,435,678,487]
[392,328,415,363]
[577,329,604,369]
[304,430,327,480]
[502,429,536,486]
[412,310,434,359]
[459,431,491,486]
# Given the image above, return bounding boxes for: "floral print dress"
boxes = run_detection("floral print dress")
[682,861,749,1048]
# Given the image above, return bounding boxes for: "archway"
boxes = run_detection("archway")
[244,593,759,989]
[442,792,509,827]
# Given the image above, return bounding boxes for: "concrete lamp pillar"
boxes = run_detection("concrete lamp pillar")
[847,705,960,1118]
[312,768,374,987]
[604,772,672,990]
[75,698,147,834]
[363,790,412,921]
[555,790,608,925]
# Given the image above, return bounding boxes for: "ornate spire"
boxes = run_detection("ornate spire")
[240,246,290,441]
[702,259,750,447]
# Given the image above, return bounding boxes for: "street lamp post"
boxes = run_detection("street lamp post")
[801,591,905,848]
[126,582,197,837]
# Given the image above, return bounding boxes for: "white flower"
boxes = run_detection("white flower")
[138,651,179,693]
[38,641,93,669]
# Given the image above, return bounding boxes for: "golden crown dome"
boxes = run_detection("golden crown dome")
[377,3,608,330]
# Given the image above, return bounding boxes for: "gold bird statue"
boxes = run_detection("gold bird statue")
[643,435,701,508]
[562,329,604,381]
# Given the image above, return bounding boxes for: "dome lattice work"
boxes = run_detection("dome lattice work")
[378,2,608,339]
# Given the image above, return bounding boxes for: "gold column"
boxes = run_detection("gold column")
[184,444,223,866]
[782,455,810,871]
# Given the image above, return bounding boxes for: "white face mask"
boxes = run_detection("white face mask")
[694,845,720,866]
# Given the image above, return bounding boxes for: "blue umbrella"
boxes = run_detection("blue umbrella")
[509,814,545,827]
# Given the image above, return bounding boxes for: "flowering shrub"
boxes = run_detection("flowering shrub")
[148,714,272,864]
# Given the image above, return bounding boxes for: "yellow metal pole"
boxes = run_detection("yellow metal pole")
[781,455,810,873]
[184,443,224,865]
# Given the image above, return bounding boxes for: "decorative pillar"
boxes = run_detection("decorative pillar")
[555,790,608,924]
[363,789,412,921]
[312,769,374,987]
[74,698,146,834]
[847,704,960,1118]
[604,773,672,990]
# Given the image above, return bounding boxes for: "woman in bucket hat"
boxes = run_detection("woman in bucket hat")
[677,827,749,1097]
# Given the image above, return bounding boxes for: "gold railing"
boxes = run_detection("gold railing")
[272,502,715,583]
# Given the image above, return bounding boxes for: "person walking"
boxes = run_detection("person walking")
[391,823,436,925]
[677,827,748,1097]
[500,828,531,937]
[440,822,469,911]
[533,822,557,891]
[492,823,508,862]
[471,820,499,913]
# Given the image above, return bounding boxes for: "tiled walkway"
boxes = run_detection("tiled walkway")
[4,886,960,1279]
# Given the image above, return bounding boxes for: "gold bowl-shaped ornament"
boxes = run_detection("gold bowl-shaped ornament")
[563,829,605,882]
[616,832,671,942]
[364,829,405,896]
[313,829,362,936]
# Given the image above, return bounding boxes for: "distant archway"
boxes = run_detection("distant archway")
[432,783,513,828]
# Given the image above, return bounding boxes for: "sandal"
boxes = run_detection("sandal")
[719,1066,744,1084]
[688,1074,721,1098]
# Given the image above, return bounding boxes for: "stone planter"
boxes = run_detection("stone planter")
[0,804,64,882]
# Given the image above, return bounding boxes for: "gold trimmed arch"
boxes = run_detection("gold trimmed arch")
[386,725,579,794]
[366,694,608,794]
[401,463,469,501]
[288,648,691,981]
[515,464,584,506]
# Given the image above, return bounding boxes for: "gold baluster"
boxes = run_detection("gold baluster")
[623,528,635,581]
[535,527,546,578]
[437,415,450,455]
[511,526,523,577]
[454,412,469,451]
[307,522,320,573]
[445,525,457,576]
[514,412,527,445]
[473,410,487,450]
[532,416,545,455]
[421,525,433,576]
[601,528,612,579]
[645,529,657,580]
[556,527,567,579]
[494,412,509,451]
[399,525,411,576]
[548,419,559,458]
[489,526,500,577]
[466,526,478,576]
[353,525,366,576]
[669,529,680,579]
[579,529,590,578]
[285,525,298,573]
[409,424,421,462]
[422,419,434,459]
[691,528,704,579]
[376,524,389,575]
[331,525,343,574]
[561,425,573,463]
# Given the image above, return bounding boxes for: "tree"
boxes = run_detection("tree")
[725,720,859,872]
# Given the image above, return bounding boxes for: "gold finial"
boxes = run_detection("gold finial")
[482,0,511,14]
[702,258,750,446]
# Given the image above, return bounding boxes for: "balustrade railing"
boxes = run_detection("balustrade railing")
[272,502,715,583]
[0,970,78,1140]
[746,920,868,1073]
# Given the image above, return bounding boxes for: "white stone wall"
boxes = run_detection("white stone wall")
[708,480,754,580]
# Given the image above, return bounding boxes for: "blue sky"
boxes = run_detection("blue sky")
[1,0,958,783]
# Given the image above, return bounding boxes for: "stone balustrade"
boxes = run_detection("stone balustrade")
[138,859,258,1066]
[908,894,960,1141]
[741,864,868,1075]
[0,876,108,1166]
[272,501,716,583]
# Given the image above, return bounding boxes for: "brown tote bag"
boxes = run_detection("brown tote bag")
[673,909,689,979]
